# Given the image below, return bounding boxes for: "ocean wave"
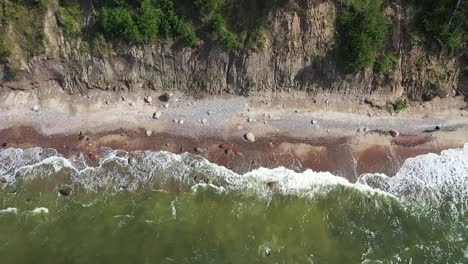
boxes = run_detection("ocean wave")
[0,144,467,205]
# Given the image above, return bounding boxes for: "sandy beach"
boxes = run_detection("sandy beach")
[1,86,467,181]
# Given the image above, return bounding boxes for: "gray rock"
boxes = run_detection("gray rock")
[248,117,254,123]
[179,119,184,125]
[201,118,207,124]
[311,119,318,125]
[32,105,40,112]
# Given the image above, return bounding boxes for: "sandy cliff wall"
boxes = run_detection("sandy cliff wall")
[0,0,466,101]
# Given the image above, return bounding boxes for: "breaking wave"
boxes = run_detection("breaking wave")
[0,144,467,206]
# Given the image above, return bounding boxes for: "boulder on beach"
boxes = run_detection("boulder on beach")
[267,181,278,190]
[58,187,72,196]
[160,92,173,102]
[311,120,318,125]
[32,105,40,112]
[144,96,153,104]
[201,118,207,124]
[389,130,400,137]
[244,132,256,142]
[146,130,152,137]
[153,111,162,119]
[79,131,85,140]
[128,157,137,166]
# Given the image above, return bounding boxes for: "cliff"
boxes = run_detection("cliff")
[0,0,467,102]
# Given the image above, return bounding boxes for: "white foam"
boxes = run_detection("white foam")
[31,207,49,215]
[1,144,468,206]
[0,207,18,215]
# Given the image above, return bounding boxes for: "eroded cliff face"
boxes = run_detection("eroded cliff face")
[0,0,466,101]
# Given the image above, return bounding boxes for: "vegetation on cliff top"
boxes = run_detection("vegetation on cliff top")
[0,0,466,75]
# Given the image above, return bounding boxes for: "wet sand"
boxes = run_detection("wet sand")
[0,125,462,181]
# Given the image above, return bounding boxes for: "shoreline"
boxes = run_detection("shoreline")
[1,87,467,181]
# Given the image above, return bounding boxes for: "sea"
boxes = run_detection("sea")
[0,144,467,264]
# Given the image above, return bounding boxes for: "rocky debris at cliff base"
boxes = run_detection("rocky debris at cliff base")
[153,111,162,119]
[244,132,256,142]
[389,130,400,137]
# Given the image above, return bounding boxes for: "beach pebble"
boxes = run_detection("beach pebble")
[201,118,208,124]
[389,130,400,137]
[32,105,40,112]
[146,130,152,137]
[244,132,256,142]
[153,111,162,120]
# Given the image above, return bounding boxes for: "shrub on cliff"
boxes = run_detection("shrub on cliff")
[57,4,81,35]
[338,0,387,70]
[99,6,141,42]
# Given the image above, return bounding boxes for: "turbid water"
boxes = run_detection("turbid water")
[0,145,468,264]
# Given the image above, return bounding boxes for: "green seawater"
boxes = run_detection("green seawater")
[1,146,468,264]
[0,185,467,264]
